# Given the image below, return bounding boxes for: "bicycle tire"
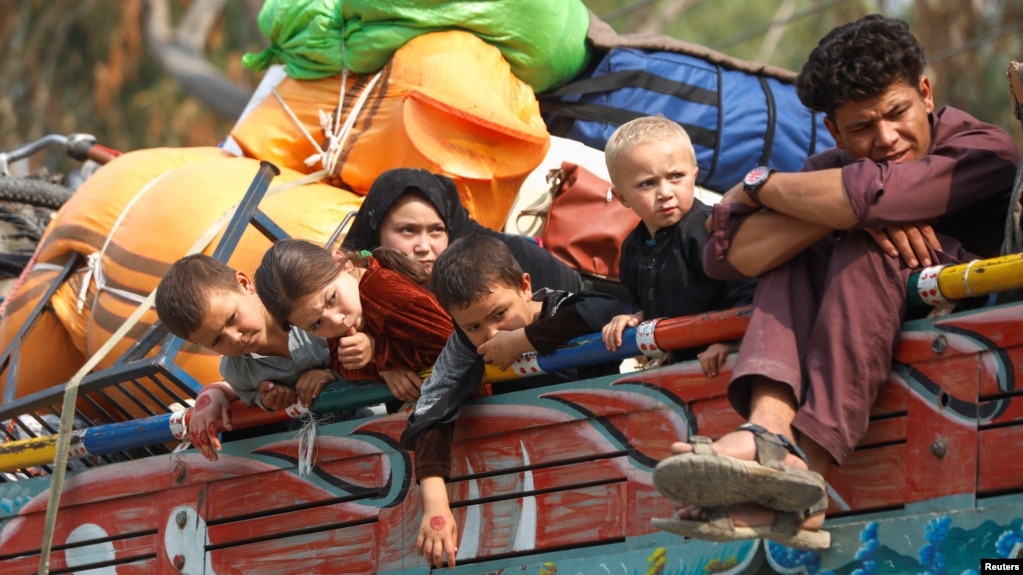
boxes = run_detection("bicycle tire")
[0,176,73,210]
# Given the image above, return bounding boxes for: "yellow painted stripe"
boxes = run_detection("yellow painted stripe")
[0,435,59,471]
[938,253,1023,300]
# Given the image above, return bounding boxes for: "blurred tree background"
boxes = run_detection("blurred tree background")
[1,0,1021,176]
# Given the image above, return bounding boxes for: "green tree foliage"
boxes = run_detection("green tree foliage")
[0,0,264,172]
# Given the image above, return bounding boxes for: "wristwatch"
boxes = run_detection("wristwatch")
[742,166,775,207]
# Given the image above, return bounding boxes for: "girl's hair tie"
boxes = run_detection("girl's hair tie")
[359,250,373,258]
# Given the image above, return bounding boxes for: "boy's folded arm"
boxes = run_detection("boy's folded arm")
[525,292,622,355]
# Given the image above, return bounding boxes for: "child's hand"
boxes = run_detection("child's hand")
[337,328,374,370]
[697,342,738,378]
[602,313,642,351]
[417,477,459,567]
[187,385,232,461]
[258,380,297,410]
[295,369,334,407]
[380,369,422,402]
[477,329,531,370]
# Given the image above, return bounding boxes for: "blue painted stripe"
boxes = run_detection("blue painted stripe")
[81,414,177,455]
[535,330,641,373]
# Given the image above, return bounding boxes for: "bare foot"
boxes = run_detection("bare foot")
[669,425,809,472]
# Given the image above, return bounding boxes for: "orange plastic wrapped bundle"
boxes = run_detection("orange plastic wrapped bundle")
[0,149,363,417]
[231,31,550,230]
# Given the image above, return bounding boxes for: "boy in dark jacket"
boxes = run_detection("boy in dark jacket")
[400,234,619,568]
[601,115,756,377]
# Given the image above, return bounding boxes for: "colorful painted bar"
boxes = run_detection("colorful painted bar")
[0,380,393,473]
[3,252,1021,475]
[908,253,1023,307]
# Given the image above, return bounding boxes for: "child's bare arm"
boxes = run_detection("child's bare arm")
[601,312,644,352]
[476,328,532,370]
[417,475,459,568]
[696,341,739,378]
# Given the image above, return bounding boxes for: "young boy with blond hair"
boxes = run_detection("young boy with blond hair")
[601,115,756,377]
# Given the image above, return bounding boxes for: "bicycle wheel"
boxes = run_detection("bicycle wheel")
[0,176,73,210]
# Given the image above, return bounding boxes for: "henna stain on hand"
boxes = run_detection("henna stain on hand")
[194,393,213,412]
[429,515,446,531]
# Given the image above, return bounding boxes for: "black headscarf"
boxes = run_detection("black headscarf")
[342,168,485,251]
[342,168,584,294]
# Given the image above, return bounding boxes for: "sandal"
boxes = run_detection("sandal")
[650,495,831,551]
[653,423,826,512]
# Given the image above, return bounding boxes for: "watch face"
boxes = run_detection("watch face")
[744,166,770,187]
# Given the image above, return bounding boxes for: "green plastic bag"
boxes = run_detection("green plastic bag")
[244,0,592,92]
[241,0,345,80]
[342,0,591,92]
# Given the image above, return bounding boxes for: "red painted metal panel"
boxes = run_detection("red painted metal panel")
[827,444,907,514]
[449,458,625,503]
[872,378,908,415]
[979,394,1023,426]
[905,377,977,503]
[204,439,387,522]
[1,554,159,575]
[691,396,745,439]
[210,522,378,575]
[978,425,1023,494]
[858,415,907,447]
[207,501,381,548]
[910,356,982,405]
[0,486,198,557]
[980,347,1023,398]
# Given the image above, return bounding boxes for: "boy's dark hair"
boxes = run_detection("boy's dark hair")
[796,14,926,118]
[429,234,524,311]
[155,254,242,339]
[256,238,430,328]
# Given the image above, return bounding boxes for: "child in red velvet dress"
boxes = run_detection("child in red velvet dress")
[255,238,453,405]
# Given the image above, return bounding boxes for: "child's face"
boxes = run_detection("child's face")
[449,275,533,350]
[610,137,698,237]
[287,269,363,339]
[378,195,449,274]
[188,275,269,357]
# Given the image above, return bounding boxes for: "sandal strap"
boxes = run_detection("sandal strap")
[705,507,734,531]
[772,493,829,536]
[690,435,715,456]
[738,422,811,470]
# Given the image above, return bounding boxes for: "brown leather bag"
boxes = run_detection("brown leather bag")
[521,161,641,280]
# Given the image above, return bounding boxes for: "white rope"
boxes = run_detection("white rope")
[37,167,329,574]
[270,70,383,174]
[324,72,382,175]
[272,88,325,159]
[75,170,173,313]
[294,414,320,477]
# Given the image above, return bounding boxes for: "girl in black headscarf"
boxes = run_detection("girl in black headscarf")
[342,168,583,293]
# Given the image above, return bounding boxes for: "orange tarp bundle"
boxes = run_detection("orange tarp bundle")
[231,30,550,230]
[0,149,363,415]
